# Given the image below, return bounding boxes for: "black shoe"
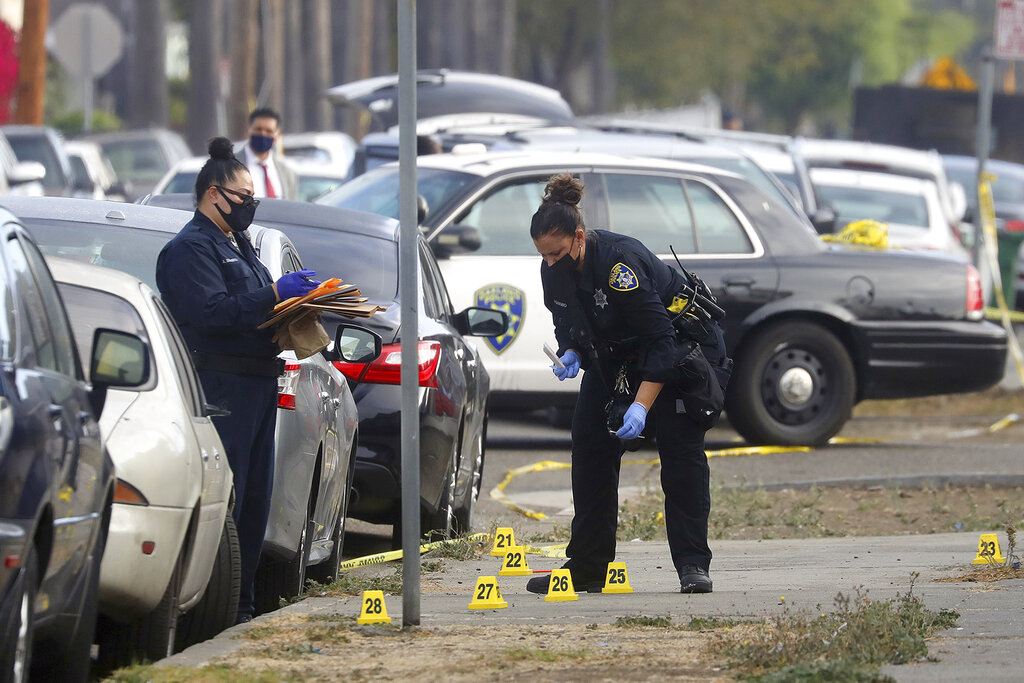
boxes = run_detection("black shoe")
[526,567,605,594]
[235,613,253,625]
[678,565,713,593]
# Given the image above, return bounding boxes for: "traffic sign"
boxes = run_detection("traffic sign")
[996,0,1024,60]
[50,3,124,79]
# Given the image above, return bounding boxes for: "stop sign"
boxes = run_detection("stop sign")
[50,3,124,80]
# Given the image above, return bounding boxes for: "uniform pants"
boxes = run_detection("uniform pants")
[201,370,278,619]
[566,367,712,577]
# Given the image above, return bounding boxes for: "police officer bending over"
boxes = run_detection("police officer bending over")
[527,174,730,595]
[156,137,319,623]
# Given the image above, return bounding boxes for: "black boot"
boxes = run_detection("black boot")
[526,565,605,594]
[678,565,712,593]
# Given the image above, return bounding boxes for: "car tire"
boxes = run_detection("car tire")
[254,490,313,615]
[307,448,356,586]
[33,513,107,682]
[175,512,240,650]
[453,422,485,535]
[422,452,458,542]
[97,547,183,669]
[726,321,855,446]
[1,543,36,683]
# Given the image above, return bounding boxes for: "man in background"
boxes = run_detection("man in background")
[238,107,299,200]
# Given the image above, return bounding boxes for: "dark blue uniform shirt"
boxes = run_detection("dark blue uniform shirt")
[156,211,278,359]
[542,230,685,383]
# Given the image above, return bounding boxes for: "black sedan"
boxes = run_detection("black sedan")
[142,195,507,542]
[0,215,150,679]
[318,150,1008,446]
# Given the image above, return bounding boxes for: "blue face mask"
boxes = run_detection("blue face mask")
[249,134,274,154]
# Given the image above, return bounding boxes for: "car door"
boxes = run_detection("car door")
[589,170,780,350]
[5,231,105,610]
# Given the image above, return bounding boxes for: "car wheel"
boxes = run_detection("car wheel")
[97,547,184,669]
[422,452,458,542]
[453,423,485,535]
[307,448,356,586]
[726,321,855,446]
[33,512,108,682]
[254,489,314,615]
[175,512,241,650]
[1,543,36,683]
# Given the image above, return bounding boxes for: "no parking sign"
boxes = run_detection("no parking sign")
[996,0,1024,59]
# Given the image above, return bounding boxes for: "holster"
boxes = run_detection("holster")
[669,340,725,430]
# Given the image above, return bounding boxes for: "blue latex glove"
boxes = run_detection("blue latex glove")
[276,269,320,300]
[615,402,647,440]
[552,350,581,381]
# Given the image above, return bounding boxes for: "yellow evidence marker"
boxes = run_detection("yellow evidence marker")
[491,527,516,556]
[602,561,634,594]
[357,590,391,624]
[545,568,578,602]
[973,533,1007,564]
[498,546,532,576]
[468,576,508,610]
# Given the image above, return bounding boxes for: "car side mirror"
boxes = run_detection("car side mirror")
[454,306,509,337]
[811,205,837,234]
[331,323,382,363]
[88,328,151,417]
[8,161,45,185]
[431,224,482,259]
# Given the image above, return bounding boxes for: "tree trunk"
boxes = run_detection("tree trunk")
[330,0,348,130]
[372,1,391,75]
[418,0,443,69]
[303,0,332,131]
[186,0,221,153]
[14,0,48,124]
[261,0,286,113]
[496,0,516,76]
[592,0,614,114]
[441,0,468,70]
[284,0,305,131]
[130,0,169,128]
[342,0,374,136]
[229,0,259,139]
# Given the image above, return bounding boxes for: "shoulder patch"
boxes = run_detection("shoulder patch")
[608,262,638,291]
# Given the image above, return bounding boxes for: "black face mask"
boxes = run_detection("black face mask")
[545,236,580,277]
[215,187,258,232]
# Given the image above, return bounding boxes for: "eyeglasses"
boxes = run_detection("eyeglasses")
[215,185,260,209]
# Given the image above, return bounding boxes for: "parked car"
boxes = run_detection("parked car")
[0,130,45,197]
[0,215,149,680]
[282,131,357,170]
[2,196,367,615]
[64,140,126,201]
[1,125,78,197]
[148,156,349,203]
[318,150,1008,446]
[80,128,192,200]
[143,194,507,542]
[46,258,237,667]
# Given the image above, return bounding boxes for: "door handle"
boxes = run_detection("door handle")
[723,276,755,287]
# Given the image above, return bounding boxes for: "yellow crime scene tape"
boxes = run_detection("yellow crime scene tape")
[337,532,489,571]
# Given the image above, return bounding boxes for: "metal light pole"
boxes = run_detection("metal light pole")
[397,0,421,628]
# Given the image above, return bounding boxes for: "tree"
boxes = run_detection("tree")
[185,0,221,152]
[131,0,169,128]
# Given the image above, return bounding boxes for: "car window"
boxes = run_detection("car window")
[688,156,796,212]
[281,248,301,274]
[0,244,14,360]
[7,134,67,190]
[422,244,456,319]
[163,172,199,195]
[685,180,754,254]
[318,166,477,222]
[604,173,696,253]
[274,225,397,303]
[418,247,441,319]
[453,177,547,255]
[101,139,168,184]
[22,219,170,289]
[5,238,59,371]
[20,238,78,376]
[815,183,930,229]
[56,283,155,389]
[152,294,203,415]
[298,176,345,202]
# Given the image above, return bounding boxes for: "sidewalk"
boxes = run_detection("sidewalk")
[160,532,1023,681]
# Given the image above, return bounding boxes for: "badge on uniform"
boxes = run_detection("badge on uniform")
[474,283,524,354]
[609,263,638,292]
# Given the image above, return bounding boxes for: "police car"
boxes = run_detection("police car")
[318,150,1008,446]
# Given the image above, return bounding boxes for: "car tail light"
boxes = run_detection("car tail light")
[1005,219,1024,232]
[114,479,149,506]
[966,264,984,321]
[277,362,301,410]
[335,340,441,387]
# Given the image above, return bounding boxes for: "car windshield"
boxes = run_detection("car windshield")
[21,218,170,289]
[7,135,66,189]
[100,139,168,184]
[164,171,199,195]
[815,184,930,228]
[270,224,397,303]
[298,175,346,202]
[318,166,477,221]
[946,163,1024,207]
[688,156,796,212]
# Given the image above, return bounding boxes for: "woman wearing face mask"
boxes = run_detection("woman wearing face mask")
[156,137,319,623]
[528,173,730,596]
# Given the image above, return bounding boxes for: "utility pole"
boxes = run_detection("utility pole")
[14,0,49,124]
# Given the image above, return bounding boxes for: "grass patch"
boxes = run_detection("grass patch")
[501,646,590,662]
[711,573,959,681]
[615,615,674,628]
[315,567,404,596]
[105,664,289,682]
[682,616,743,631]
[423,534,486,560]
[525,521,572,543]
[853,386,1022,418]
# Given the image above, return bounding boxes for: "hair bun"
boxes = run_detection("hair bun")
[208,136,236,161]
[543,173,583,207]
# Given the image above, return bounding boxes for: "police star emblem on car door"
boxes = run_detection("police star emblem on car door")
[474,283,525,354]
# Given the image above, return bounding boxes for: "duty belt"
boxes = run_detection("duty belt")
[191,350,285,378]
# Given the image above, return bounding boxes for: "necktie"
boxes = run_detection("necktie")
[259,162,276,198]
